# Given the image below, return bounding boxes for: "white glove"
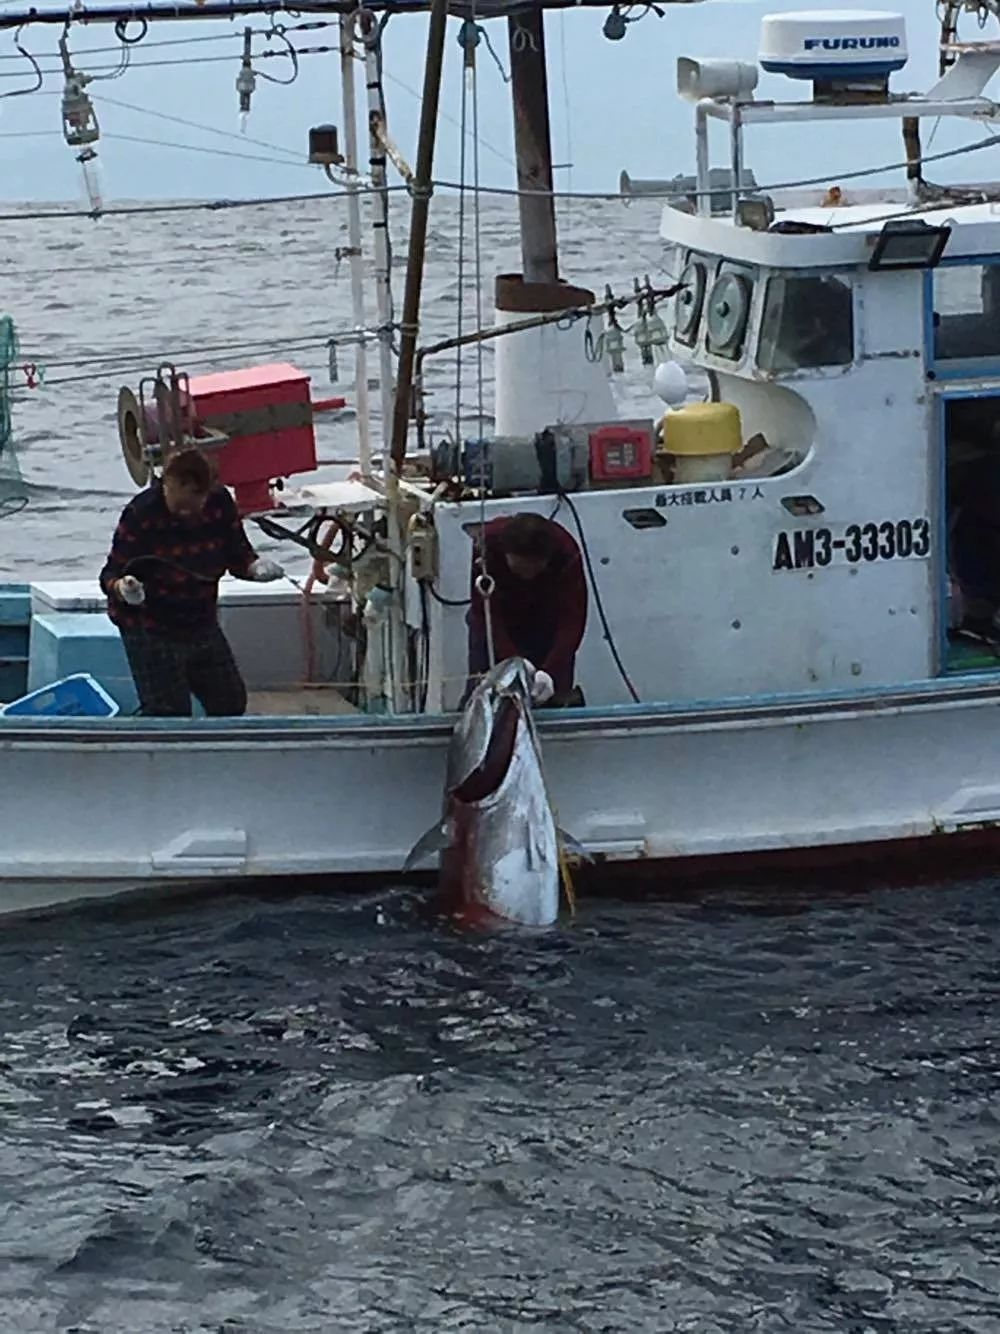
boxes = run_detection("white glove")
[248,557,284,583]
[116,575,145,606]
[530,668,555,705]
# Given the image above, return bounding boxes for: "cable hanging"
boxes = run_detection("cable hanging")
[0,24,42,100]
[2,123,1000,227]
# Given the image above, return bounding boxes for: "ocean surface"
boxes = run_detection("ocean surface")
[3,197,1000,1332]
[3,878,1000,1332]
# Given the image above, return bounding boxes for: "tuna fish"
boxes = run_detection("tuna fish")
[404,657,583,927]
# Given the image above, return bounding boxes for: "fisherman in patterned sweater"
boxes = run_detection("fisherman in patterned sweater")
[99,448,283,716]
[467,512,588,707]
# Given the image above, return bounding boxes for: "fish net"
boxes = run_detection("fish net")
[0,315,27,519]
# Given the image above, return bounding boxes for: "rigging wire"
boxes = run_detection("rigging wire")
[453,21,469,451]
[26,328,348,369]
[0,21,337,57]
[102,130,311,167]
[557,490,641,704]
[93,92,303,158]
[471,14,484,444]
[2,125,1000,221]
[0,183,411,223]
[10,324,388,388]
[253,24,298,85]
[426,127,1000,198]
[380,66,512,168]
[557,9,573,249]
[2,126,1000,226]
[0,43,312,77]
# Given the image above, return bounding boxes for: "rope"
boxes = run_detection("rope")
[467,13,494,671]
[454,19,472,454]
[475,570,496,668]
[450,17,495,670]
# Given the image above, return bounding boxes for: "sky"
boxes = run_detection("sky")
[0,0,992,204]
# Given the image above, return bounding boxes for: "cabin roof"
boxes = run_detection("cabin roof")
[660,189,1000,270]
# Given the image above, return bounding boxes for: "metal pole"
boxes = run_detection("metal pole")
[388,0,449,471]
[339,12,373,479]
[360,8,406,712]
[0,0,626,29]
[695,100,711,217]
[507,8,558,285]
[729,105,743,220]
[360,10,397,465]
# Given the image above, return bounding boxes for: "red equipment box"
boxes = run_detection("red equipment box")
[183,362,317,513]
[588,421,654,486]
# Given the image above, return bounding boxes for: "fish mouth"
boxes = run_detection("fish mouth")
[451,696,521,804]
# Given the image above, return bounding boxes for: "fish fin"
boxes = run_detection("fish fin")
[557,828,592,863]
[403,819,454,872]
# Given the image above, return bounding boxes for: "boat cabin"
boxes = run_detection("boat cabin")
[6,6,1000,723]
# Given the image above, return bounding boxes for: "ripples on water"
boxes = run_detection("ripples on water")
[2,879,1000,1331]
[0,196,676,579]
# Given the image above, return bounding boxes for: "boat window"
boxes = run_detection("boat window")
[705,263,754,361]
[932,262,1000,365]
[757,274,853,373]
[674,255,708,346]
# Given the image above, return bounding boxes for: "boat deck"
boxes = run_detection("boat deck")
[246,687,359,717]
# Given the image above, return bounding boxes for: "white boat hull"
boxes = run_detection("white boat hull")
[3,674,1000,916]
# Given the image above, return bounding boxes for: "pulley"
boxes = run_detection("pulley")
[117,385,152,487]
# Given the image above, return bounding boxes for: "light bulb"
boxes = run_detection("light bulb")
[78,149,103,214]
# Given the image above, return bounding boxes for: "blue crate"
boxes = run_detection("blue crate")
[2,672,120,719]
[28,613,137,715]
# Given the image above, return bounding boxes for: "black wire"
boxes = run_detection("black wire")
[123,554,219,582]
[426,582,470,608]
[0,23,42,99]
[418,579,430,712]
[556,489,641,704]
[113,17,148,44]
[0,183,411,224]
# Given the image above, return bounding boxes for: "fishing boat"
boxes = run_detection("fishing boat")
[3,0,1000,916]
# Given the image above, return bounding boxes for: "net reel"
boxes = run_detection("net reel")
[117,363,228,488]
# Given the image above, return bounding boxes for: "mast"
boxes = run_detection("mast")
[339,11,373,478]
[388,0,450,470]
[360,9,398,460]
[507,9,559,285]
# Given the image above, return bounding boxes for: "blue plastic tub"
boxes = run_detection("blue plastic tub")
[1,672,120,719]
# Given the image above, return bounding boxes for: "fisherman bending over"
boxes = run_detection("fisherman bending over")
[99,447,283,717]
[467,513,587,707]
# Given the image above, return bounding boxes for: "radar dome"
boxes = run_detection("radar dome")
[759,10,907,83]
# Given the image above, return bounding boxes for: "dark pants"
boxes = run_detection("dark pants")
[464,618,580,707]
[121,624,247,717]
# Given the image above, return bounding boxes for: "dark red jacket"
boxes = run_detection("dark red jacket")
[468,517,587,693]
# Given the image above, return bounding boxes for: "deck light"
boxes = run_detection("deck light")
[308,125,343,166]
[59,38,102,213]
[236,28,256,131]
[868,219,951,272]
[602,7,628,40]
[737,195,775,232]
